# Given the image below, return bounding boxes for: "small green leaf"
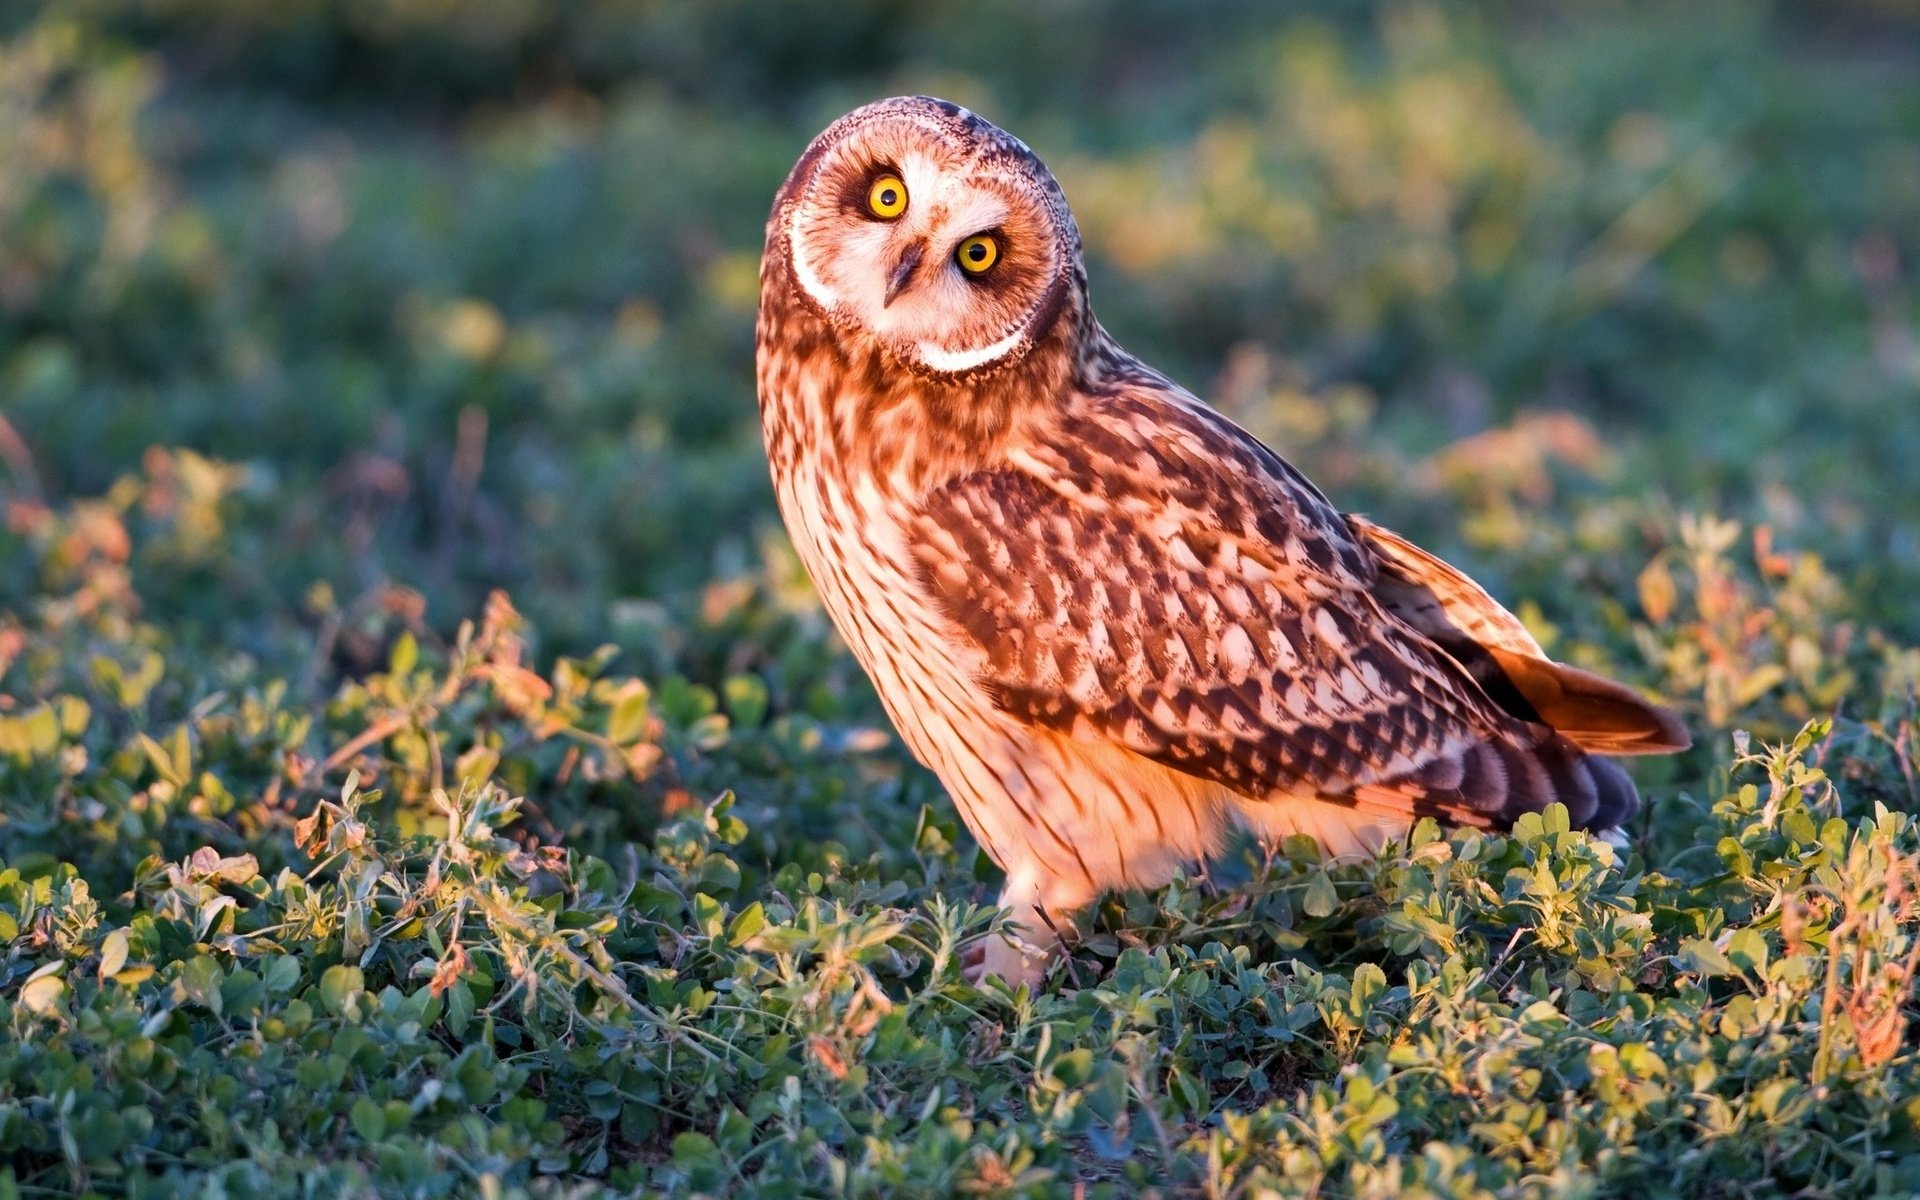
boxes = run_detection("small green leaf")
[727,901,767,947]
[693,893,725,937]
[55,695,90,736]
[1048,1048,1095,1086]
[179,955,224,1013]
[136,732,181,786]
[1726,928,1768,973]
[167,723,194,783]
[320,964,364,1018]
[350,1095,386,1141]
[20,705,58,758]
[263,955,301,995]
[1169,1064,1208,1114]
[99,928,129,980]
[714,1105,755,1154]
[672,1131,724,1187]
[608,690,651,745]
[19,975,65,1016]
[389,631,418,677]
[446,981,475,1036]
[1680,938,1736,978]
[723,674,769,728]
[1303,870,1339,919]
[1350,962,1387,1014]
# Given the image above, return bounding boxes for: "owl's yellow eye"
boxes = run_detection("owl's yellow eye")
[867,175,908,219]
[956,234,999,275]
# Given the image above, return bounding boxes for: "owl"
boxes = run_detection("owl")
[756,96,1688,985]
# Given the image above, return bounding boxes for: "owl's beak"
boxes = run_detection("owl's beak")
[883,241,925,307]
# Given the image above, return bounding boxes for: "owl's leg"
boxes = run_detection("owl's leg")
[967,868,1096,989]
[973,905,1056,988]
[972,930,1048,988]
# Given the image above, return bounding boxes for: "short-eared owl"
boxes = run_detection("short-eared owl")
[756,96,1688,984]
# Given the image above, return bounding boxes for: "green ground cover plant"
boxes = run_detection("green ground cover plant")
[5,1,1920,1195]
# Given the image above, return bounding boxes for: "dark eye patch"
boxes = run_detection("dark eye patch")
[956,228,1011,283]
[837,160,904,218]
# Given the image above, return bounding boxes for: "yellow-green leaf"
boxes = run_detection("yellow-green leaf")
[99,928,130,980]
[19,975,65,1016]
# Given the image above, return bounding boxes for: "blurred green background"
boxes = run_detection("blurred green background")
[4,0,1920,665]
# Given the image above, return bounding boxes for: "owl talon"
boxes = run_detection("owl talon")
[959,940,986,979]
[967,931,1052,991]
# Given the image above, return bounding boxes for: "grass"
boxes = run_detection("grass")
[5,1,1920,1195]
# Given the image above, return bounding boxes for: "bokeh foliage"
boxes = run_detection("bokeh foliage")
[5,1,1920,1196]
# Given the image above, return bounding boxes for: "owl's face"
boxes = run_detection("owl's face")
[775,96,1080,377]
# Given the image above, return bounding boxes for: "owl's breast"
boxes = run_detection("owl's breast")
[763,387,991,771]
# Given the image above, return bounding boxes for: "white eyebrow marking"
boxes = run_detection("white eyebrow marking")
[787,213,838,310]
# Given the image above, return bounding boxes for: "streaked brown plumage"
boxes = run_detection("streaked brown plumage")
[757,96,1688,983]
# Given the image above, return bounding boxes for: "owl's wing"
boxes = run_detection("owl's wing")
[1349,516,1689,756]
[908,387,1662,830]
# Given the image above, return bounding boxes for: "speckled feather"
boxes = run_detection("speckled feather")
[906,378,1648,832]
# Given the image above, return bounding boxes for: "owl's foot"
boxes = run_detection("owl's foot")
[960,939,986,980]
[961,876,1092,990]
[963,929,1054,990]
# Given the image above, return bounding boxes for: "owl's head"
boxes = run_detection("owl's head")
[770,96,1082,378]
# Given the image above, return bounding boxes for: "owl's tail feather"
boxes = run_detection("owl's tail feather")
[1353,728,1644,833]
[1484,649,1691,756]
[1350,513,1690,756]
